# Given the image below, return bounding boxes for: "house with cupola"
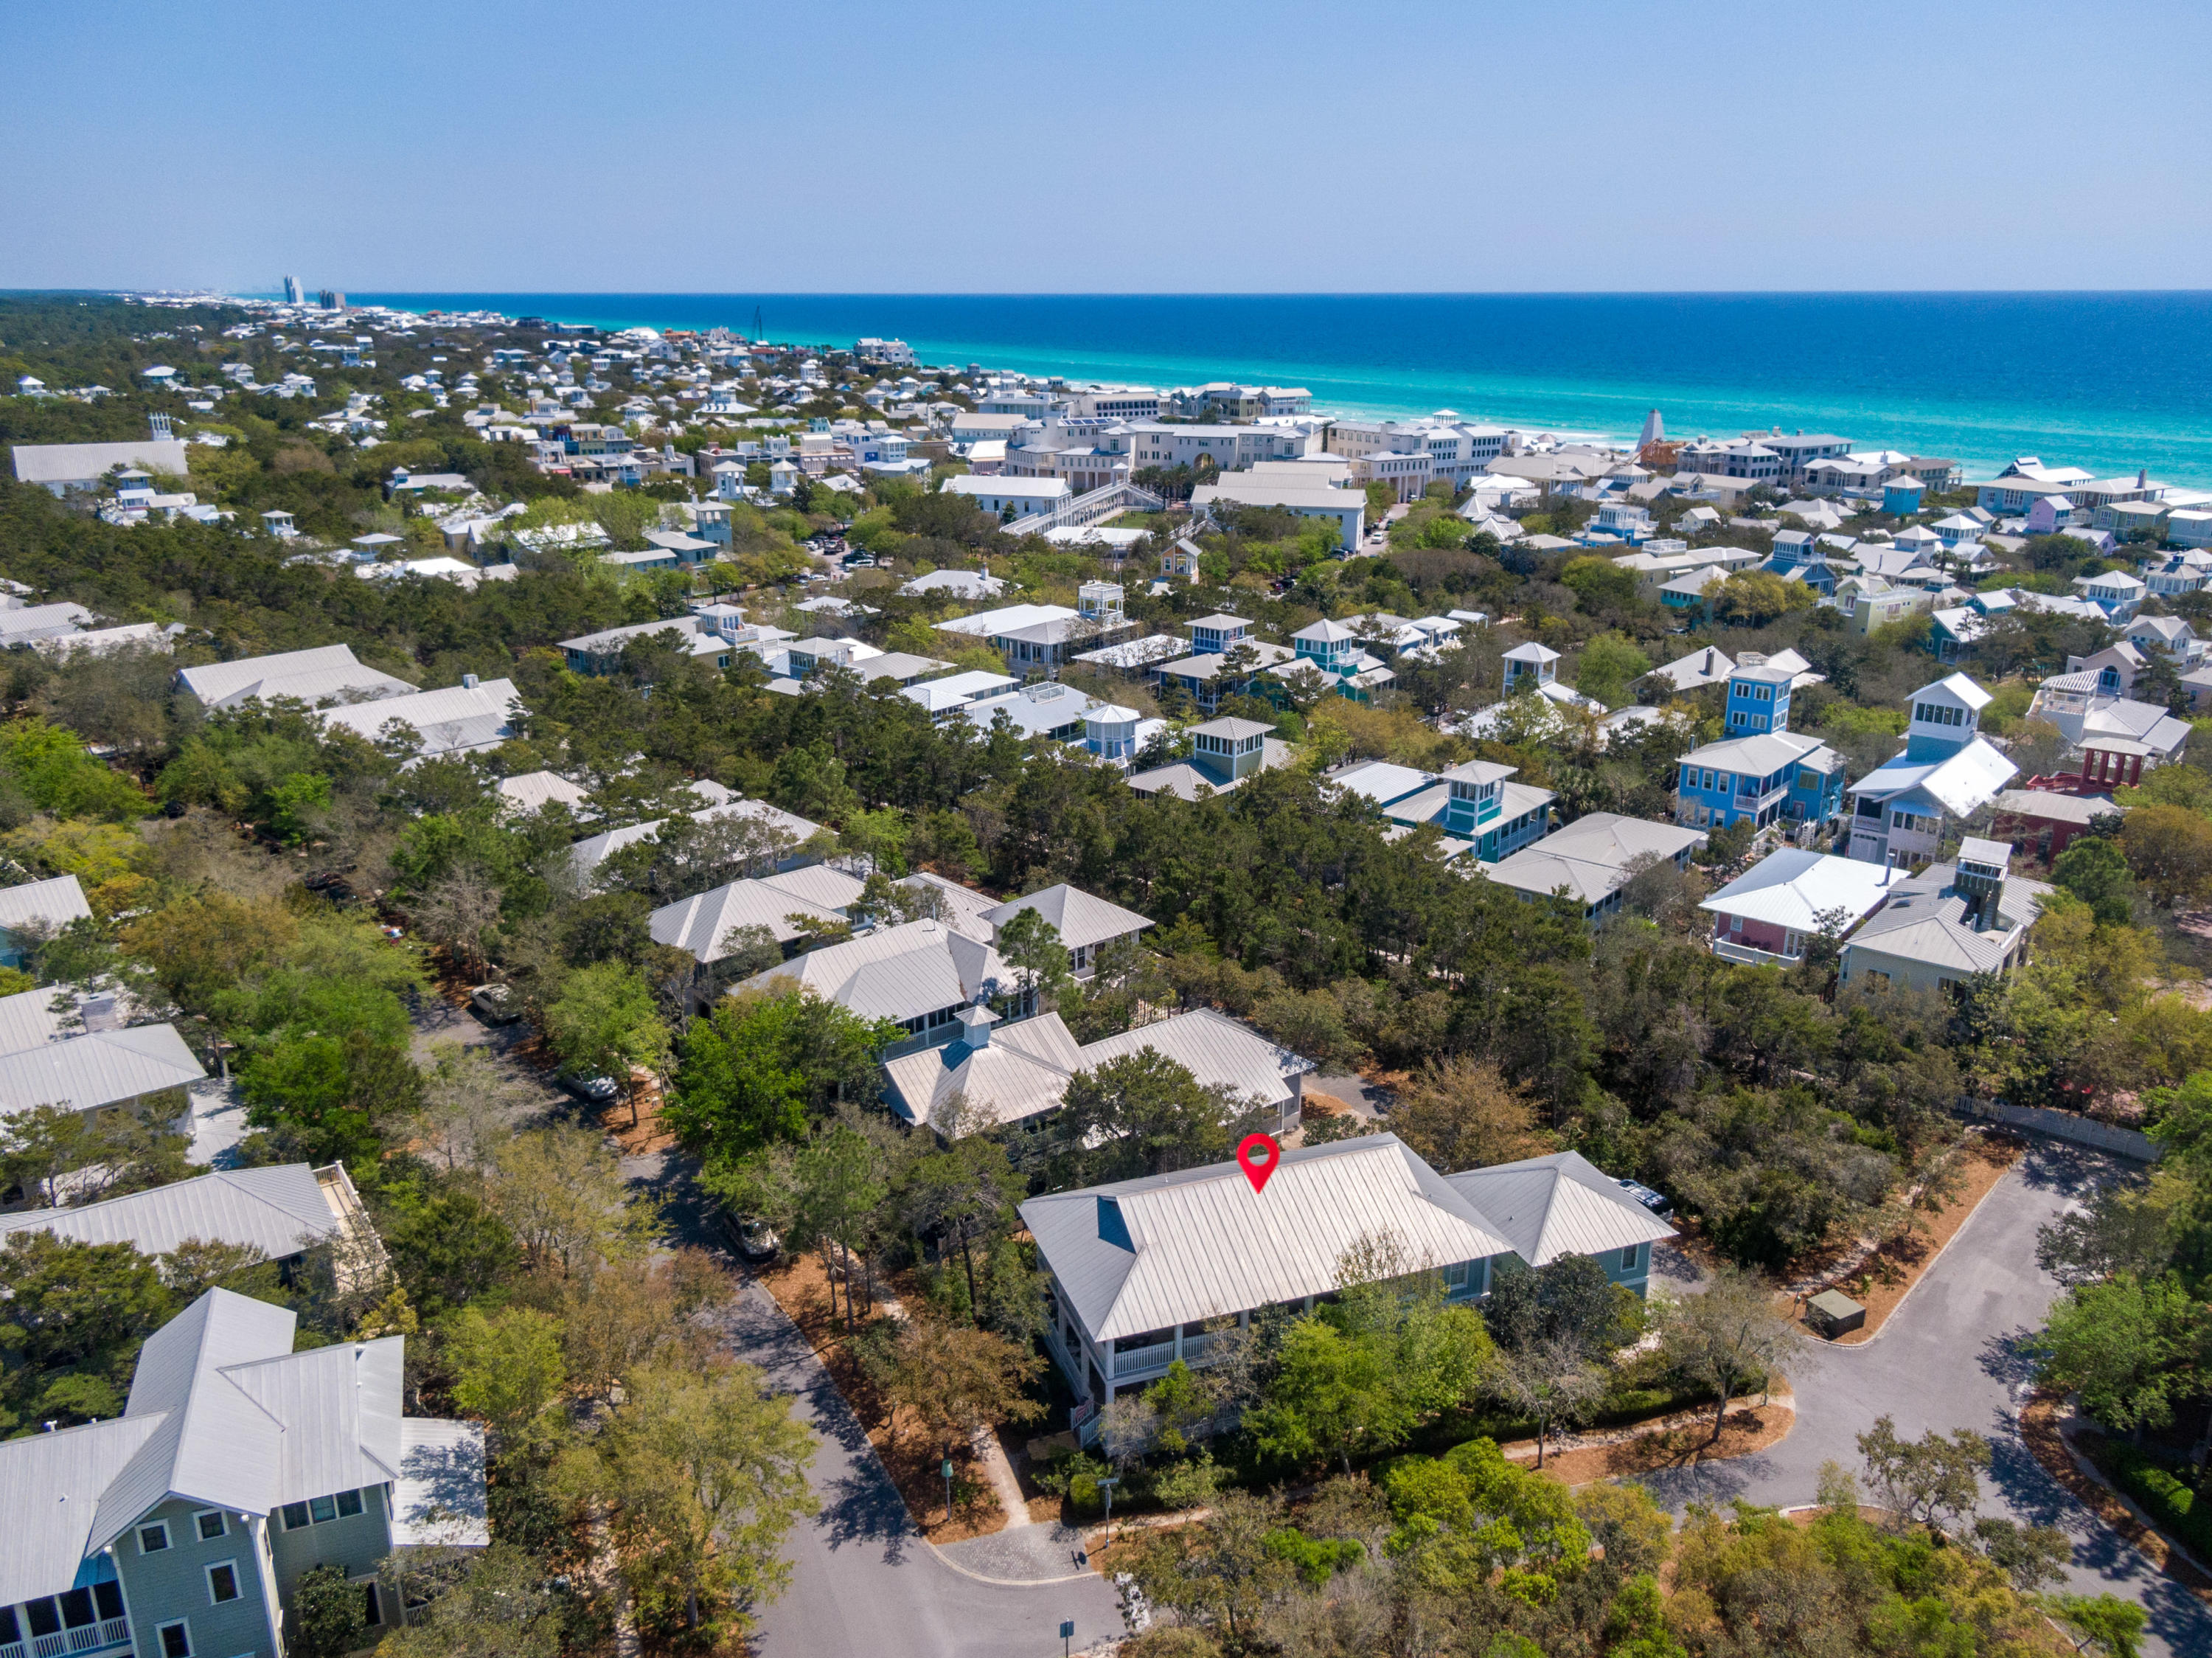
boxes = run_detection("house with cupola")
[1671,659,1845,833]
[1844,674,2017,867]
[1326,757,1554,863]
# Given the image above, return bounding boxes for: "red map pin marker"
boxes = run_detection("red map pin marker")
[1236,1133,1280,1194]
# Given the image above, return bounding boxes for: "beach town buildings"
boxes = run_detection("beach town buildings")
[1023,1134,1674,1439]
[1846,676,2018,867]
[1672,658,1846,833]
[0,1289,485,1658]
[1836,840,2052,994]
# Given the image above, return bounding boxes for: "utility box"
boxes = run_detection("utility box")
[1807,1288,1867,1338]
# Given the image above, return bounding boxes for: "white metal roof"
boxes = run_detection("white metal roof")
[496,769,588,814]
[1444,1152,1679,1266]
[982,884,1152,954]
[390,1419,490,1547]
[1848,739,2017,816]
[176,644,418,710]
[649,866,866,960]
[0,1021,205,1117]
[0,1163,341,1258]
[1021,1134,1514,1342]
[1076,1007,1313,1109]
[1484,813,1705,907]
[1699,848,1903,933]
[883,1011,1085,1129]
[0,873,91,936]
[731,917,1007,1024]
[316,677,520,759]
[0,1288,479,1602]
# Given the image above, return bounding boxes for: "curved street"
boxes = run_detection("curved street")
[709,1279,1124,1658]
[1642,1142,2212,1658]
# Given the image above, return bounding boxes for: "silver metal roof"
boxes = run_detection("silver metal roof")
[0,1288,478,1603]
[316,677,519,759]
[0,1163,340,1259]
[0,1022,205,1117]
[1022,1133,1514,1342]
[1077,1007,1312,1109]
[981,884,1153,954]
[0,873,91,937]
[177,645,418,710]
[649,867,866,960]
[1443,1152,1677,1266]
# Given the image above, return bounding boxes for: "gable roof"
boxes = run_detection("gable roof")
[0,1288,476,1604]
[731,917,1007,1024]
[177,645,418,710]
[1442,1151,1677,1266]
[0,1164,344,1260]
[316,677,520,759]
[649,866,867,960]
[1848,739,2017,816]
[1021,1133,1516,1342]
[0,873,92,936]
[0,1021,206,1117]
[1699,847,1904,934]
[981,884,1153,954]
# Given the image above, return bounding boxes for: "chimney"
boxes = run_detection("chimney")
[462,673,479,690]
[2139,468,2149,488]
[77,992,119,1033]
[956,1003,997,1049]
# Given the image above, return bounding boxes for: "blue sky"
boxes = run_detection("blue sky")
[5,0,2208,294]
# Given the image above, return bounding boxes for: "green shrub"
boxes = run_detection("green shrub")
[2099,1440,2212,1558]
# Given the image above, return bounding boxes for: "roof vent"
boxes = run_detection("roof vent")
[462,673,479,690]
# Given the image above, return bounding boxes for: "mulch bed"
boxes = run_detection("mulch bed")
[2020,1390,2212,1602]
[750,1250,1014,1543]
[1787,1134,2023,1345]
[1507,1396,1795,1485]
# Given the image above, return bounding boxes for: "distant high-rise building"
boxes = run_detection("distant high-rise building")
[282,275,303,304]
[317,289,346,310]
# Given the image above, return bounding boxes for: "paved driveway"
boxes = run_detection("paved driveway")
[1642,1142,2212,1658]
[709,1282,1124,1658]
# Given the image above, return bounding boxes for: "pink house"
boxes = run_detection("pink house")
[1699,847,1903,965]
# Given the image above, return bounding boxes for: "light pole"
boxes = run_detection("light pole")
[1096,1474,1120,1548]
[942,1457,955,1525]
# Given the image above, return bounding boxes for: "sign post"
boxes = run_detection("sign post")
[1060,1618,1075,1658]
[942,1457,955,1523]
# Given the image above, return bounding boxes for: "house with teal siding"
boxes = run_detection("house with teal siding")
[0,1291,485,1658]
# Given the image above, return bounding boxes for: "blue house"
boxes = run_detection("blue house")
[1845,674,2017,867]
[1674,660,1844,832]
[1326,757,1554,862]
[1763,530,1837,597]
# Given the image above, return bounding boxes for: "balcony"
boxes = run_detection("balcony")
[12,1618,131,1658]
[1107,1329,1219,1381]
[1714,937,1796,967]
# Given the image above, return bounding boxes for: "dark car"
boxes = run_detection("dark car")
[1617,1177,1673,1217]
[468,982,524,1024]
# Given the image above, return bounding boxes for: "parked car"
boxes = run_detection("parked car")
[720,1210,780,1263]
[469,982,524,1024]
[557,1070,619,1106]
[1617,1177,1673,1217]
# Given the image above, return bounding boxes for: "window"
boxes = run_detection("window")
[159,1624,192,1658]
[140,1521,173,1554]
[1621,1246,1639,1269]
[281,1502,310,1530]
[195,1510,227,1541]
[335,1490,364,1519]
[308,1495,338,1525]
[206,1564,240,1606]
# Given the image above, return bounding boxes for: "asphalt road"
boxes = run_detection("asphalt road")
[1642,1142,2212,1658]
[710,1280,1125,1658]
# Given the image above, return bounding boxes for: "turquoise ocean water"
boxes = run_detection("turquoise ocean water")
[347,293,2212,486]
